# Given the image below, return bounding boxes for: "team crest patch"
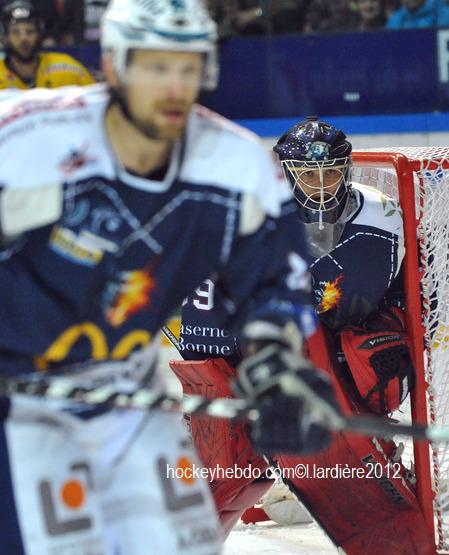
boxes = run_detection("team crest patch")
[59,144,96,176]
[104,270,155,327]
[316,275,343,313]
[305,141,330,160]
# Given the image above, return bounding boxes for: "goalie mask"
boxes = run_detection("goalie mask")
[274,117,355,256]
[274,117,353,222]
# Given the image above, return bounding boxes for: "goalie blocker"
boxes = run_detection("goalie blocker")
[169,322,433,554]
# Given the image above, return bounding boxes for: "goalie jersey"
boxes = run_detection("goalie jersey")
[0,84,314,379]
[180,182,404,361]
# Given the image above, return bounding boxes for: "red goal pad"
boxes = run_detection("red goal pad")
[169,326,434,553]
[274,325,434,555]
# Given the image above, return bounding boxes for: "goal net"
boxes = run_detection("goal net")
[352,147,449,553]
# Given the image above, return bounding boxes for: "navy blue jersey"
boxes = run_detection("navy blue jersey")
[311,184,404,330]
[179,279,241,365]
[0,85,313,381]
[180,183,404,361]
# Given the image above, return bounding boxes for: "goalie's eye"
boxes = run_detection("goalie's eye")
[322,169,343,187]
[296,169,319,184]
[323,169,340,179]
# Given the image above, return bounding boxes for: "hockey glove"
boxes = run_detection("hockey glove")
[340,307,415,415]
[234,319,339,456]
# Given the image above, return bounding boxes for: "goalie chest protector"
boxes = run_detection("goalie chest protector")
[310,184,404,330]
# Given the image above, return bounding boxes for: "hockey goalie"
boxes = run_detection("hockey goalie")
[170,118,435,554]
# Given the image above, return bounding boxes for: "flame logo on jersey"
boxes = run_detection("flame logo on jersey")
[316,275,343,314]
[106,270,155,327]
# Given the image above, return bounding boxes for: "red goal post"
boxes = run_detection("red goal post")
[353,148,449,552]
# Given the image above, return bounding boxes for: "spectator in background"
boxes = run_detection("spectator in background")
[385,0,402,15]
[436,0,449,26]
[0,1,81,45]
[354,0,387,30]
[270,1,309,34]
[33,0,68,44]
[386,0,437,28]
[63,0,109,43]
[0,1,95,88]
[47,0,109,44]
[303,0,358,33]
[206,0,266,38]
[26,1,108,45]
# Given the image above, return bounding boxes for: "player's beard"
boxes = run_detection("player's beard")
[132,102,191,141]
[7,41,40,64]
[113,86,192,142]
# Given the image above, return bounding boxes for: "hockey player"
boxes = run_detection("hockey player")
[273,118,414,419]
[0,1,95,89]
[0,1,339,554]
[270,119,430,554]
[174,117,420,545]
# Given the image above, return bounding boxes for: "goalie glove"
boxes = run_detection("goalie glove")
[234,319,339,456]
[340,307,415,415]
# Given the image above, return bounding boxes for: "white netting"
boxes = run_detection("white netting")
[353,147,449,552]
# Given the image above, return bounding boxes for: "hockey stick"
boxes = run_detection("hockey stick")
[159,324,446,441]
[161,324,182,352]
[3,325,441,442]
[2,367,449,442]
[0,374,259,420]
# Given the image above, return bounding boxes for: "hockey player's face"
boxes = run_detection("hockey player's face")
[122,50,204,141]
[5,22,40,63]
[294,167,344,201]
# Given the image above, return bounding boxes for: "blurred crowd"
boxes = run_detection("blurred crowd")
[0,0,109,45]
[1,0,449,47]
[206,0,449,37]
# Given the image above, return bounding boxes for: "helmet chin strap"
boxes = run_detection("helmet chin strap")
[318,210,324,231]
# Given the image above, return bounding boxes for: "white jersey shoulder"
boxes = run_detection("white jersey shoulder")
[352,182,404,238]
[181,105,290,220]
[0,83,114,189]
[0,90,291,235]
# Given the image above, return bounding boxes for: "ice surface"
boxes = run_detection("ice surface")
[224,521,338,554]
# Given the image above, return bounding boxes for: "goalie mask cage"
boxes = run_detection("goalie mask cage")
[352,147,449,554]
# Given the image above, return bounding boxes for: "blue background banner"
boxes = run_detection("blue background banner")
[63,29,448,135]
[204,29,439,119]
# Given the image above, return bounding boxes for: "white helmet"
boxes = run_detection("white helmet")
[101,0,218,90]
